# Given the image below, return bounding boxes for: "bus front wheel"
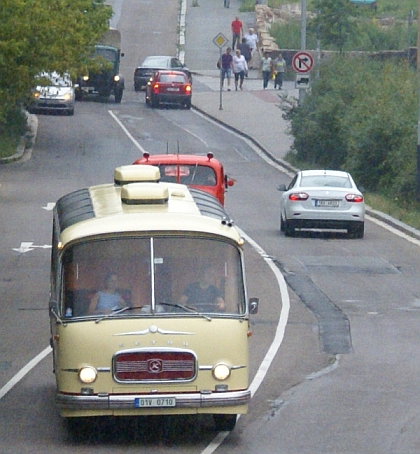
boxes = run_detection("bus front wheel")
[213,414,237,431]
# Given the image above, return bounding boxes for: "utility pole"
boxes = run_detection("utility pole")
[299,0,307,105]
[417,0,420,201]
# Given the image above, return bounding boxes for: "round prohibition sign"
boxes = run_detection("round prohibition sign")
[292,51,314,73]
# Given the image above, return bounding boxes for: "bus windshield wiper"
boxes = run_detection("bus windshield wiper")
[94,306,144,324]
[159,303,212,321]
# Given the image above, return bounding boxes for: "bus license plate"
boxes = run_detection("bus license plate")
[315,199,339,207]
[135,397,176,408]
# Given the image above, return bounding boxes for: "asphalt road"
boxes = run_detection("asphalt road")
[2,0,420,453]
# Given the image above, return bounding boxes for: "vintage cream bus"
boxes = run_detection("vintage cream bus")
[49,165,258,433]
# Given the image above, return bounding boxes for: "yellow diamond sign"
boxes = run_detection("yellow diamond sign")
[213,33,228,48]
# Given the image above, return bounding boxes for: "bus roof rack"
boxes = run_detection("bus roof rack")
[121,183,169,205]
[114,165,160,185]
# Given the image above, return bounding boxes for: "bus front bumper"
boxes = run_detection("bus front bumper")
[57,389,250,412]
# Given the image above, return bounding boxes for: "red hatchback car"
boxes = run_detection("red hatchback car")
[133,152,234,206]
[145,70,192,109]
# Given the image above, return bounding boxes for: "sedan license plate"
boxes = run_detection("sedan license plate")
[166,87,180,92]
[135,397,176,408]
[314,199,339,207]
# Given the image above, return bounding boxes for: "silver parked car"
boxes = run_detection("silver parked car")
[277,169,365,238]
[28,72,75,116]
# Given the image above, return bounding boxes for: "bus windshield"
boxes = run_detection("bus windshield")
[62,236,245,318]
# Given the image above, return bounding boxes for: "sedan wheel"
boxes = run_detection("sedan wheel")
[349,222,364,239]
[150,96,158,108]
[280,214,286,232]
[284,219,295,237]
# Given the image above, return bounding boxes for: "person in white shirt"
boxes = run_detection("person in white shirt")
[232,49,248,91]
[244,28,258,68]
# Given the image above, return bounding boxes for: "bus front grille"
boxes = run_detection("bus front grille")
[113,350,196,383]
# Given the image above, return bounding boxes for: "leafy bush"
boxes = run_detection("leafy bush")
[282,56,418,199]
[271,17,416,53]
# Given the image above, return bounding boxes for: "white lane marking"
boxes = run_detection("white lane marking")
[13,242,52,253]
[366,214,420,247]
[108,110,147,153]
[42,203,55,211]
[0,346,52,400]
[162,115,209,147]
[202,228,291,453]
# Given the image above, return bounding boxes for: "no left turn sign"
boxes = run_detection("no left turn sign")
[292,51,314,73]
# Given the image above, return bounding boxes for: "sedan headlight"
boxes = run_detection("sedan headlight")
[78,366,97,384]
[212,363,231,381]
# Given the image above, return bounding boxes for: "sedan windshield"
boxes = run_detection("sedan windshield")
[142,56,170,67]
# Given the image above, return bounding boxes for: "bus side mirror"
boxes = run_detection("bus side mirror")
[249,297,259,314]
[49,300,58,314]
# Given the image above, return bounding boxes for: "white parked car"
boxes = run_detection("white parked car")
[28,72,75,116]
[278,169,365,238]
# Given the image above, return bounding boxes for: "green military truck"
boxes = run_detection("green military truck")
[75,29,125,103]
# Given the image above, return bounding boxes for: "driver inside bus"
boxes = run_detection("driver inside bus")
[179,265,225,312]
[88,273,126,314]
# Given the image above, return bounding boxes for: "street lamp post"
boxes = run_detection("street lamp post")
[417,0,420,201]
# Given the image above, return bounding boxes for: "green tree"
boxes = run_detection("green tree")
[282,56,418,198]
[0,0,112,130]
[310,0,359,53]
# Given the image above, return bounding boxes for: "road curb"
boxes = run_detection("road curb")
[0,113,38,164]
[192,103,298,175]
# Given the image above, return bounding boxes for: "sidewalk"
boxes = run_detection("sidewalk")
[192,70,298,172]
[184,0,297,170]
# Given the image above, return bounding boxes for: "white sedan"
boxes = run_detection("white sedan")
[278,170,365,238]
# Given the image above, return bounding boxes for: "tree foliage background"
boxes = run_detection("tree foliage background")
[283,56,417,199]
[309,0,360,53]
[0,0,112,132]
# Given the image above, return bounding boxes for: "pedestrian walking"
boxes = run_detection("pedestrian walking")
[238,38,251,76]
[261,51,272,89]
[224,0,230,8]
[219,47,233,91]
[232,49,248,91]
[243,28,258,68]
[273,53,286,89]
[231,16,243,50]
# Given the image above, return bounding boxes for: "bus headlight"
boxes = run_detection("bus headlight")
[78,366,97,384]
[212,363,231,381]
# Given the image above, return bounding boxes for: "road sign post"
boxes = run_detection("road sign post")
[213,33,229,110]
[293,49,314,105]
[292,51,314,74]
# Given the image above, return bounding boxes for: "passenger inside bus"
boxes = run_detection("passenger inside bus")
[88,273,127,314]
[179,265,225,312]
